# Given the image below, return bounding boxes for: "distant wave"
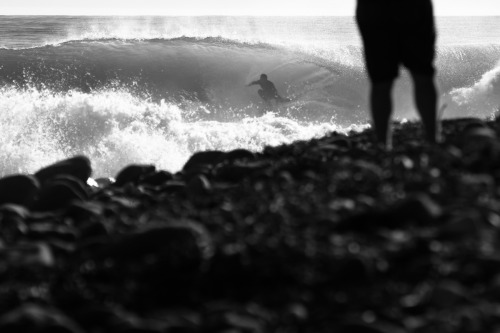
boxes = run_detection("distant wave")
[0,37,499,176]
[0,86,360,177]
[1,38,499,120]
[0,37,368,124]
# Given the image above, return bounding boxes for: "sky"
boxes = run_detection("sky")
[1,0,500,16]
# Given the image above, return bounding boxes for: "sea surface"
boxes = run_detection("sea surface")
[0,16,499,177]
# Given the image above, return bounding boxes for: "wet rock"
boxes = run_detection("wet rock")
[0,303,84,333]
[33,176,89,211]
[26,223,77,243]
[95,177,115,188]
[34,155,92,185]
[0,242,54,268]
[387,193,442,226]
[336,194,441,231]
[0,174,39,207]
[66,201,104,224]
[89,220,212,262]
[81,220,213,307]
[0,204,29,241]
[215,161,270,183]
[73,305,165,333]
[183,150,226,172]
[225,149,256,163]
[204,311,264,333]
[160,180,186,194]
[115,164,156,187]
[187,174,212,197]
[140,170,173,187]
[465,126,497,139]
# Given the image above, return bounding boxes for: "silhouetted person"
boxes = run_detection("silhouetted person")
[356,0,439,148]
[247,74,288,106]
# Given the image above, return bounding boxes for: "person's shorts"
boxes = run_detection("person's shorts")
[356,0,436,82]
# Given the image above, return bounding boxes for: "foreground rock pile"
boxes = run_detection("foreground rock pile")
[1,117,500,332]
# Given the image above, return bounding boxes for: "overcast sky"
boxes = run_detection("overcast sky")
[1,0,500,16]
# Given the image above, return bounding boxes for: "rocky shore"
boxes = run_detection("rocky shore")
[1,117,500,332]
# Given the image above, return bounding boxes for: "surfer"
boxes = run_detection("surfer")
[247,74,289,106]
[356,0,439,149]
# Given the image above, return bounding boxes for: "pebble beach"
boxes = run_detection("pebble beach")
[1,117,500,332]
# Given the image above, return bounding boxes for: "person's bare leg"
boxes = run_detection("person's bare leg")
[371,80,394,149]
[412,73,438,143]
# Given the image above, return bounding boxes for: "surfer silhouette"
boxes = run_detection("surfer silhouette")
[247,74,289,106]
[356,0,439,149]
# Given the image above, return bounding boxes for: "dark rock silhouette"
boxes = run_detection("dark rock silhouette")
[0,175,39,207]
[34,155,92,185]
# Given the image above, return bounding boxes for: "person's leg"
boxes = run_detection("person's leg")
[371,80,394,149]
[411,73,438,143]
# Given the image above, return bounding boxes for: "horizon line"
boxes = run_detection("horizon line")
[0,13,499,17]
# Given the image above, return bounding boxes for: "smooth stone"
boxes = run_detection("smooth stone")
[72,305,165,333]
[65,201,104,224]
[465,126,497,140]
[183,150,226,172]
[78,220,110,240]
[0,174,39,207]
[215,161,270,183]
[0,204,30,219]
[33,176,89,211]
[336,194,442,231]
[26,223,77,243]
[0,303,84,333]
[160,180,186,194]
[140,170,174,187]
[114,164,156,187]
[187,174,212,197]
[34,155,92,185]
[225,148,256,162]
[95,177,115,188]
[0,242,54,268]
[88,220,213,263]
[82,220,213,307]
[0,204,29,242]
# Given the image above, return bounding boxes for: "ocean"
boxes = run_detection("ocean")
[0,16,499,177]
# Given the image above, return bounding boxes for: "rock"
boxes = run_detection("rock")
[0,174,39,207]
[204,311,264,333]
[160,180,186,194]
[33,176,89,211]
[0,204,29,242]
[225,149,256,162]
[114,164,156,187]
[0,303,84,333]
[65,201,104,224]
[183,150,226,172]
[215,161,270,183]
[0,204,30,219]
[78,220,109,240]
[34,156,92,185]
[26,223,77,243]
[89,220,213,263]
[81,220,213,307]
[388,193,442,226]
[0,242,54,268]
[72,305,165,333]
[187,174,212,197]
[465,126,497,139]
[140,170,173,187]
[95,177,115,187]
[336,194,442,231]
